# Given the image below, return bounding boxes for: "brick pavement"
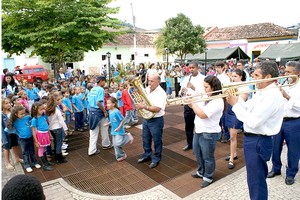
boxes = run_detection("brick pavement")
[2,145,299,199]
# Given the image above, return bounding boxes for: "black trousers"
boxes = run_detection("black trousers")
[175,82,181,97]
[160,82,166,92]
[184,105,195,148]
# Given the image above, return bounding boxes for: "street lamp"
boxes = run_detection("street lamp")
[106,52,111,87]
[204,48,208,76]
[51,54,56,79]
[165,48,170,69]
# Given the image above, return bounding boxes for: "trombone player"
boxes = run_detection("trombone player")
[226,61,284,200]
[267,61,300,185]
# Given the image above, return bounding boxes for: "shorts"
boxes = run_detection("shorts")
[65,113,71,124]
[3,134,19,150]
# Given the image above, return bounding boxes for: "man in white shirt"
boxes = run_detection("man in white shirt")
[180,62,205,151]
[227,61,284,200]
[267,61,300,185]
[237,60,250,81]
[135,73,167,169]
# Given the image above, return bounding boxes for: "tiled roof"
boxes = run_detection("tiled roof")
[204,23,297,41]
[106,33,155,46]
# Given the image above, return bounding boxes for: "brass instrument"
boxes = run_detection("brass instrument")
[167,75,299,105]
[128,76,155,119]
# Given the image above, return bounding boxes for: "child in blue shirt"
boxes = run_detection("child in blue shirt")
[105,97,133,161]
[72,87,84,131]
[165,72,173,99]
[79,86,88,126]
[6,106,41,173]
[62,90,74,133]
[31,102,53,171]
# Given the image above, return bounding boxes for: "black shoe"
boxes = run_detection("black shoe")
[137,157,151,163]
[267,171,281,178]
[42,165,53,171]
[149,162,159,169]
[102,145,113,150]
[221,138,229,143]
[191,171,203,178]
[89,149,100,156]
[225,155,238,161]
[201,180,212,188]
[228,161,235,169]
[182,145,192,151]
[285,177,294,185]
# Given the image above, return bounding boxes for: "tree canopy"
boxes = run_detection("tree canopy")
[155,13,206,64]
[2,0,122,68]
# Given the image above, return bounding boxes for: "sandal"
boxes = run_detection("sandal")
[6,163,14,170]
[228,161,235,169]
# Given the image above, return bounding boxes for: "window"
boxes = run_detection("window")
[144,54,149,57]
[24,69,32,74]
[131,54,135,61]
[33,68,44,72]
[102,55,106,60]
[116,54,122,60]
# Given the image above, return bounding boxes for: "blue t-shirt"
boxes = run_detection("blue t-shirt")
[62,97,72,114]
[166,77,172,88]
[31,114,49,131]
[25,88,39,100]
[72,95,83,112]
[108,109,125,135]
[79,92,88,108]
[13,115,32,139]
[87,86,104,108]
[116,90,123,107]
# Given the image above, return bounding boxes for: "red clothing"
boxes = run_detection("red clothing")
[104,93,111,111]
[122,90,133,111]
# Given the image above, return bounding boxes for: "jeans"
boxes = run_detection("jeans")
[193,132,221,182]
[50,128,64,154]
[83,108,88,124]
[74,111,84,129]
[18,137,37,168]
[124,110,133,126]
[88,117,111,155]
[112,134,130,160]
[244,135,272,200]
[142,116,164,163]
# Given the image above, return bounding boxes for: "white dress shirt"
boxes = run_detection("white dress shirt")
[282,80,300,118]
[232,83,284,136]
[48,108,68,131]
[181,73,205,95]
[146,85,167,118]
[194,98,224,133]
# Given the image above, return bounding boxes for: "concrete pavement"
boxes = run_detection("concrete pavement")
[2,145,299,200]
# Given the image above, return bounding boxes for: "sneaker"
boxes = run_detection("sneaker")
[124,125,131,129]
[225,155,238,161]
[102,145,113,150]
[127,132,134,144]
[89,149,100,156]
[201,180,213,188]
[62,149,67,153]
[34,164,41,169]
[62,152,69,156]
[228,161,235,169]
[26,167,33,173]
[117,154,127,162]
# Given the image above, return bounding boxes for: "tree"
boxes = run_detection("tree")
[154,13,206,64]
[2,0,122,69]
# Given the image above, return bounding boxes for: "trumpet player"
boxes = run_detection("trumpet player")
[180,62,205,151]
[226,61,284,200]
[267,61,300,185]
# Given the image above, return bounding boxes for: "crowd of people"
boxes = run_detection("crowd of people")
[2,59,300,200]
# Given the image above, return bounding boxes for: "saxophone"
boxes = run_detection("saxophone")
[128,76,155,119]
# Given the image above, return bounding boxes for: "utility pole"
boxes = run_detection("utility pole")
[130,3,137,68]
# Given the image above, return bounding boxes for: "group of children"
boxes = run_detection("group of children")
[2,74,137,172]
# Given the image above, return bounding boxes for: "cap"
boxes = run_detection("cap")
[96,76,106,83]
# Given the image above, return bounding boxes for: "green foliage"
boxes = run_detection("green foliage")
[154,13,206,64]
[2,0,122,67]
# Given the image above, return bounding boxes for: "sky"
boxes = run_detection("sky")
[109,0,300,30]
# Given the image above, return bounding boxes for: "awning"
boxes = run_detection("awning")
[176,46,250,63]
[258,42,300,61]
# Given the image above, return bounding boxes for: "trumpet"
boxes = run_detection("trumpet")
[167,75,299,105]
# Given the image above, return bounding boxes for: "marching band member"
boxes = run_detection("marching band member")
[189,75,224,188]
[180,62,205,151]
[135,73,167,169]
[227,61,284,200]
[267,61,300,185]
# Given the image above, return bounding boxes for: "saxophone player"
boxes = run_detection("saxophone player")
[135,73,167,169]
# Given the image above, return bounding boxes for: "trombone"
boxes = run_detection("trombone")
[167,75,299,105]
